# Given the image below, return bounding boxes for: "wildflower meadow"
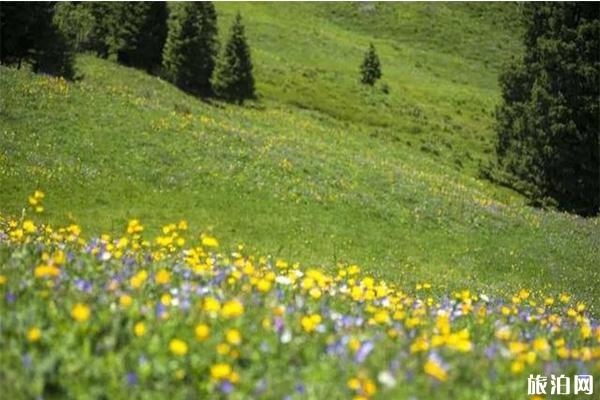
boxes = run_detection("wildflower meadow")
[1,2,599,399]
[1,192,598,399]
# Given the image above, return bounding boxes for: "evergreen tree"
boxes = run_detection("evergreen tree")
[212,13,255,103]
[106,2,168,72]
[0,2,74,79]
[360,43,381,86]
[493,3,599,216]
[162,2,218,95]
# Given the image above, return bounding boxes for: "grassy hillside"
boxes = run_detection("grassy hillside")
[1,1,599,315]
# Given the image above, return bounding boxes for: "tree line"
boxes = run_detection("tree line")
[0,2,255,103]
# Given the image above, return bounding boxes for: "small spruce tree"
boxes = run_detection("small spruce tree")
[360,43,381,86]
[162,2,218,95]
[212,13,255,103]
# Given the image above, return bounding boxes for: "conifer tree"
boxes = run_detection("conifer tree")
[0,2,74,79]
[360,43,381,86]
[212,13,255,103]
[493,3,599,216]
[106,2,168,72]
[162,2,218,95]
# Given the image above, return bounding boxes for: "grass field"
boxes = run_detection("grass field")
[1,3,599,398]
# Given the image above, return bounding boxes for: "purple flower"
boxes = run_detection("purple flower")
[126,372,138,386]
[5,292,15,303]
[220,380,234,394]
[274,317,284,333]
[354,340,374,363]
[156,302,166,318]
[75,279,93,293]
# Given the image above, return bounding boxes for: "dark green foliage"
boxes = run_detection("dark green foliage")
[493,3,599,216]
[212,13,255,103]
[360,43,381,85]
[162,2,218,95]
[106,2,168,72]
[0,2,74,79]
[53,3,111,58]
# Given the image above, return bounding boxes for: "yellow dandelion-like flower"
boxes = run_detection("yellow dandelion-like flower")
[195,323,210,341]
[226,329,242,345]
[155,269,171,285]
[169,339,188,356]
[27,327,42,342]
[22,220,36,233]
[71,303,91,322]
[134,322,146,337]
[221,299,244,318]
[210,363,232,380]
[201,234,219,248]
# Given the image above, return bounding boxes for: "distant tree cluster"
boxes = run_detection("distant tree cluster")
[491,3,599,216]
[0,2,255,103]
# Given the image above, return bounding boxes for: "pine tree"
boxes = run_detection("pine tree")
[212,13,255,103]
[106,2,168,72]
[0,2,74,79]
[162,2,218,95]
[360,43,381,86]
[493,3,599,216]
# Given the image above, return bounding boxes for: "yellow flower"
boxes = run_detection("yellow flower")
[27,327,42,342]
[424,359,447,381]
[256,279,272,293]
[34,264,60,278]
[201,235,219,248]
[226,329,242,345]
[347,377,361,390]
[362,378,377,396]
[308,287,322,299]
[221,299,244,318]
[210,363,232,380]
[127,219,144,234]
[533,337,549,353]
[216,342,230,355]
[161,293,172,306]
[0,275,7,285]
[134,322,146,337]
[510,360,524,374]
[169,339,188,356]
[22,220,36,233]
[410,336,429,353]
[119,294,133,307]
[300,314,322,333]
[203,296,221,313]
[130,270,148,289]
[195,323,210,341]
[155,269,171,285]
[71,303,91,322]
[349,338,361,352]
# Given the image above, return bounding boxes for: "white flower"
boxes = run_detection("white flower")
[377,370,397,388]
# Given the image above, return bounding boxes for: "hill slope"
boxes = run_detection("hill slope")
[1,2,599,310]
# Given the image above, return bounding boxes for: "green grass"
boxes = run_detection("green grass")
[1,2,599,313]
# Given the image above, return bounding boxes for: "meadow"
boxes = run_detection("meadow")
[0,2,599,398]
